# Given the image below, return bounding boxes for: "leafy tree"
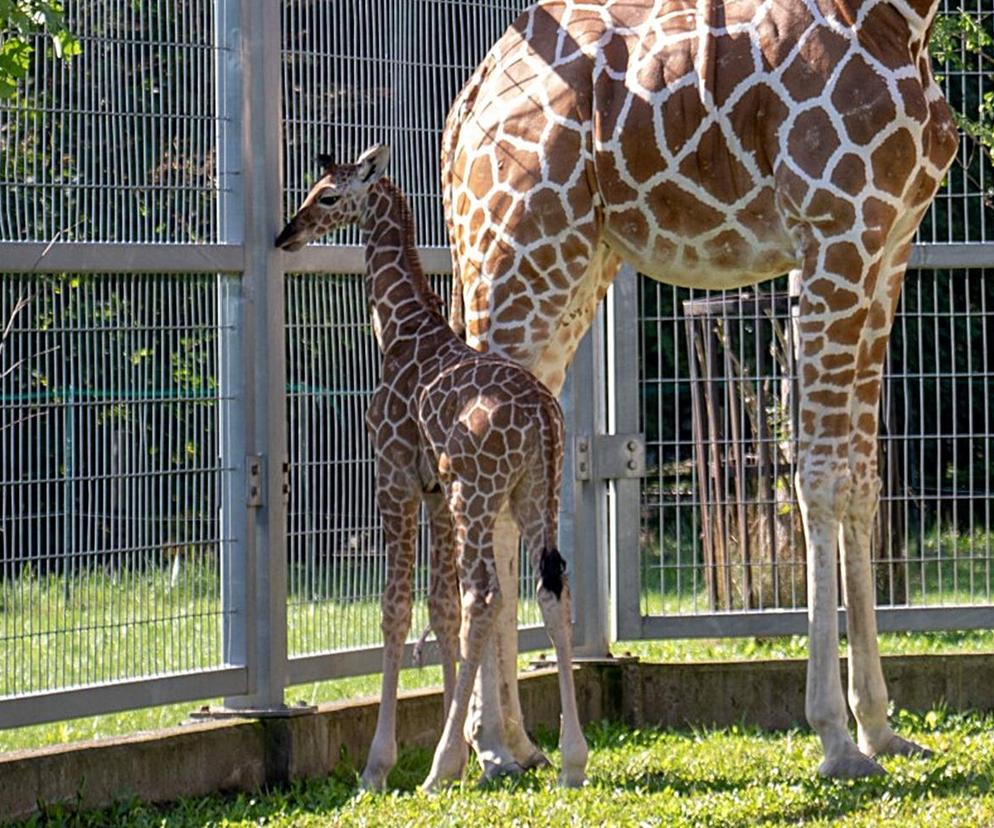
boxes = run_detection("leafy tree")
[931,11,994,165]
[0,0,78,98]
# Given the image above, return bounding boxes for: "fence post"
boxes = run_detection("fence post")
[608,266,644,641]
[215,0,289,712]
[570,305,611,658]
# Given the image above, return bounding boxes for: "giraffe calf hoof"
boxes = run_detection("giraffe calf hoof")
[867,733,933,760]
[818,749,886,779]
[478,759,525,786]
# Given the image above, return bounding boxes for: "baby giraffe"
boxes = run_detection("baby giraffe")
[276,145,588,790]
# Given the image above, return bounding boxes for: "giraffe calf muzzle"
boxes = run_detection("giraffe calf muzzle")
[275,222,306,251]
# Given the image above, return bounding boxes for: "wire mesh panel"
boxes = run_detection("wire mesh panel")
[0,2,219,243]
[281,0,531,249]
[638,269,994,624]
[0,273,228,696]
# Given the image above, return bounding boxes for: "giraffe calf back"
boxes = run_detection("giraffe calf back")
[414,356,565,599]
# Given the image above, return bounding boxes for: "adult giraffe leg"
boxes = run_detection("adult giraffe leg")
[360,493,420,791]
[425,491,460,718]
[793,249,885,778]
[840,242,931,760]
[424,488,503,791]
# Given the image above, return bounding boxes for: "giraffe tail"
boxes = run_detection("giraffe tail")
[538,394,567,601]
[411,623,432,668]
[439,50,496,341]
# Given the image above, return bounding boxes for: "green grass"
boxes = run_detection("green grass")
[14,709,994,827]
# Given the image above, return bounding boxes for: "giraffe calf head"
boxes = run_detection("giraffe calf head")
[275,144,391,251]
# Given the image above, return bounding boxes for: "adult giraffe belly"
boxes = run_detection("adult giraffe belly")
[589,2,799,289]
[599,179,799,291]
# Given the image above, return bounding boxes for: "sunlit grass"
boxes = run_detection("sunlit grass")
[15,709,994,827]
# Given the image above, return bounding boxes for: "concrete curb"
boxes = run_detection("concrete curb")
[3,654,993,821]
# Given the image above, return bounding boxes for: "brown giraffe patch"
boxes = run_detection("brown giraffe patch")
[862,197,898,241]
[809,277,860,310]
[781,27,849,102]
[705,229,752,269]
[898,78,929,123]
[736,189,780,238]
[730,84,789,175]
[825,306,869,346]
[594,150,639,203]
[807,188,856,235]
[679,123,753,204]
[789,108,841,178]
[709,33,757,107]
[647,180,725,236]
[870,129,917,197]
[824,241,863,283]
[547,125,584,186]
[833,55,897,145]
[661,85,708,154]
[830,154,867,197]
[756,0,815,69]
[858,4,913,70]
[621,96,668,182]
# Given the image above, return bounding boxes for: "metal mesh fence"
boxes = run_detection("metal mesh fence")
[0,2,219,243]
[0,273,227,696]
[638,269,994,619]
[0,0,990,724]
[281,0,532,249]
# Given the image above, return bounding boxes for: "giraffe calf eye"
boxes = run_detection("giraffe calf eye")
[319,193,341,206]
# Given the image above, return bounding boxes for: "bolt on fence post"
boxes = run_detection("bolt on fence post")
[215,0,289,712]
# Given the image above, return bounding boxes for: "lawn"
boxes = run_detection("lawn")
[13,710,994,827]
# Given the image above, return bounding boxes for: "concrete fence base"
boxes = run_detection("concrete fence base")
[3,654,994,822]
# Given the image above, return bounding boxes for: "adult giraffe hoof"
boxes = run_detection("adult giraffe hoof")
[818,748,886,779]
[867,732,933,760]
[557,766,586,788]
[477,759,525,786]
[358,767,389,792]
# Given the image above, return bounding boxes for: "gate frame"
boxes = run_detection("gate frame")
[607,245,994,643]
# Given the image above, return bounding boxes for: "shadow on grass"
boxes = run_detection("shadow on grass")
[15,719,994,827]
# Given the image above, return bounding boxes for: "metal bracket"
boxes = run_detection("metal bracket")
[247,454,264,508]
[574,433,645,481]
[187,701,316,721]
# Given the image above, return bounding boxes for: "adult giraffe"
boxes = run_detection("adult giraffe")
[442,0,957,778]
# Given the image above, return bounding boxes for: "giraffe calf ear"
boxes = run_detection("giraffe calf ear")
[356,144,391,183]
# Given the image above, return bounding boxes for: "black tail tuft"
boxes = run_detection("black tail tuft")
[539,547,567,600]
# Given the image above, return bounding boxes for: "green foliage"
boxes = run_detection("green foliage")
[931,11,994,164]
[0,0,78,98]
